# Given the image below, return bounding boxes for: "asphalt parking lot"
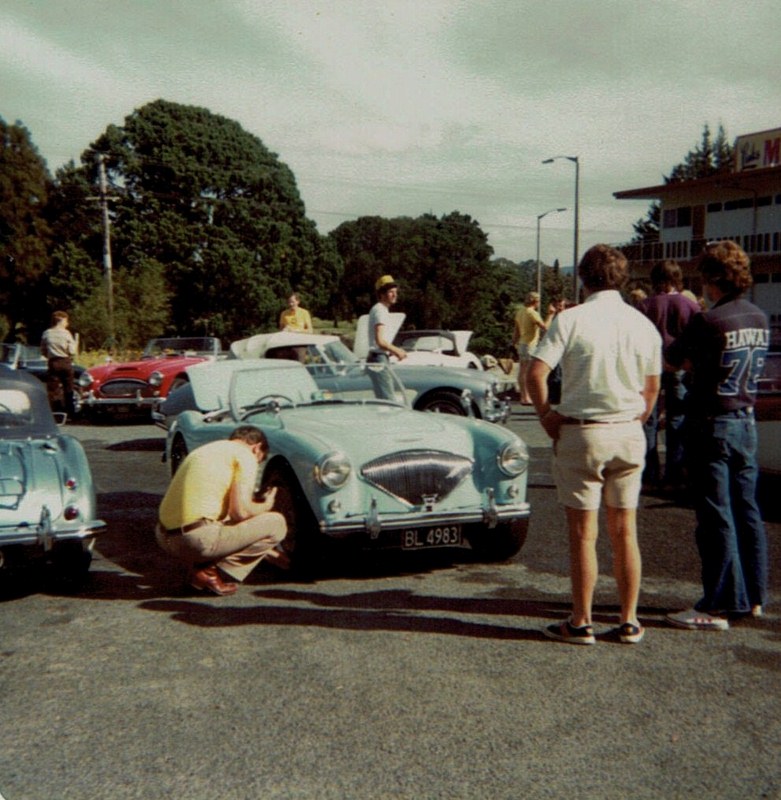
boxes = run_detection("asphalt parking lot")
[1,404,779,800]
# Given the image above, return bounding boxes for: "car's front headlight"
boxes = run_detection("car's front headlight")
[315,452,352,490]
[78,372,94,388]
[148,370,164,387]
[497,440,529,476]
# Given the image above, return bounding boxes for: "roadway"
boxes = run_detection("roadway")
[0,405,779,799]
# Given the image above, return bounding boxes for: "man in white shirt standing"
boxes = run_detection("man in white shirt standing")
[367,275,407,400]
[40,310,78,418]
[527,244,661,645]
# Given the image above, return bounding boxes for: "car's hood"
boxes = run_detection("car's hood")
[0,439,65,529]
[280,403,473,457]
[88,356,205,380]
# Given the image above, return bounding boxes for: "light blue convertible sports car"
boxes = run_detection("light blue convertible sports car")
[0,367,105,585]
[164,360,531,567]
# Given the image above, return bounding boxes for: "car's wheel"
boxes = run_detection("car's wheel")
[467,519,528,562]
[47,540,93,588]
[415,390,468,416]
[170,435,189,476]
[260,462,321,571]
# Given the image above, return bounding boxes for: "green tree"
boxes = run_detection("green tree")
[0,118,52,340]
[48,99,342,346]
[631,123,734,246]
[330,211,542,354]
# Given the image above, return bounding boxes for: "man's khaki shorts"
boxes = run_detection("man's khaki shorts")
[552,420,645,510]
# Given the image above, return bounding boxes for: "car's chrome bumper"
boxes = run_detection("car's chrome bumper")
[320,499,530,538]
[483,400,511,424]
[0,520,106,549]
[79,391,158,407]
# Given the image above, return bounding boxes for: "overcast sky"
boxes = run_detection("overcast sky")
[2,0,780,267]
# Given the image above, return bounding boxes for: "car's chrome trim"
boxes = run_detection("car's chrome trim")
[0,520,106,548]
[320,502,530,536]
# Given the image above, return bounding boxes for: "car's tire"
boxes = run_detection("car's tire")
[467,519,527,562]
[415,390,467,416]
[260,462,322,572]
[170,435,189,476]
[47,540,93,588]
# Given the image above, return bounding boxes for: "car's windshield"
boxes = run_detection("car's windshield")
[143,337,219,358]
[397,333,455,354]
[228,362,408,417]
[229,365,320,415]
[321,340,358,365]
[0,389,34,428]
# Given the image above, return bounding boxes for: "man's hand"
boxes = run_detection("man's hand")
[540,409,566,441]
[258,486,277,511]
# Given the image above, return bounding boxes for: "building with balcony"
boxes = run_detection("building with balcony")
[614,126,781,336]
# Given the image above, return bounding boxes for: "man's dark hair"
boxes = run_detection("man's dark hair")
[698,240,752,295]
[577,244,628,292]
[650,260,683,293]
[229,425,267,448]
[51,310,69,325]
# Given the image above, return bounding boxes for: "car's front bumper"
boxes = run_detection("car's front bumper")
[79,391,159,408]
[320,498,530,540]
[482,400,511,424]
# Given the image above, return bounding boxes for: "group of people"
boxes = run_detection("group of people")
[521,240,769,643]
[41,260,769,637]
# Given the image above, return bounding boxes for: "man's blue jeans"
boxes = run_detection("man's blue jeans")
[643,370,688,486]
[687,410,768,614]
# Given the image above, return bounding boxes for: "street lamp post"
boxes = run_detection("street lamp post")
[536,208,567,299]
[543,155,580,300]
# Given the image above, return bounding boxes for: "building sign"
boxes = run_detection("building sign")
[735,127,781,172]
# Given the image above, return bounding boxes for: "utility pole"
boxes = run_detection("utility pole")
[97,154,115,350]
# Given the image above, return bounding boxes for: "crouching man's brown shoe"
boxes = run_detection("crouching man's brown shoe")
[189,565,238,596]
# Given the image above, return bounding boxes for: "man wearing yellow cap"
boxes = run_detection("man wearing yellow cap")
[367,275,407,400]
[368,275,408,364]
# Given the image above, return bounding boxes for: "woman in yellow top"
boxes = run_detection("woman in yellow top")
[279,293,313,332]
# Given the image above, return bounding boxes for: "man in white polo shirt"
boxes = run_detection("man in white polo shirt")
[528,244,662,645]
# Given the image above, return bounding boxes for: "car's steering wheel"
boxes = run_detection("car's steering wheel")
[240,394,295,420]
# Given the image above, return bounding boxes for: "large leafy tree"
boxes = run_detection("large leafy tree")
[631,123,734,245]
[330,211,537,354]
[48,99,341,347]
[0,118,52,341]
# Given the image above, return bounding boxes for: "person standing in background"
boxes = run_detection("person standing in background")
[665,241,769,631]
[640,261,701,489]
[279,293,313,332]
[40,310,77,418]
[513,292,551,405]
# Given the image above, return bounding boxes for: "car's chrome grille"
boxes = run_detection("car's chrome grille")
[100,379,148,397]
[361,450,473,506]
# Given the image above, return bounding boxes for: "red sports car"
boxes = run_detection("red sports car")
[77,336,221,418]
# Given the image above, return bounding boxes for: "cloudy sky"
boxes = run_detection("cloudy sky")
[2,0,780,267]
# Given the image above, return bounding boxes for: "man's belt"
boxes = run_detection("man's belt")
[160,518,213,535]
[559,417,635,426]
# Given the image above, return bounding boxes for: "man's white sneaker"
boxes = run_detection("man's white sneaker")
[666,608,729,631]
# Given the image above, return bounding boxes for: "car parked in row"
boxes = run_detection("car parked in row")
[164,359,531,569]
[1,342,85,415]
[77,336,222,418]
[757,349,781,475]
[0,367,105,585]
[226,331,509,420]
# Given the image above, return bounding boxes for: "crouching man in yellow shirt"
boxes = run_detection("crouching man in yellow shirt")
[156,425,287,595]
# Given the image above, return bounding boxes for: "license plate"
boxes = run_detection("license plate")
[401,525,462,549]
